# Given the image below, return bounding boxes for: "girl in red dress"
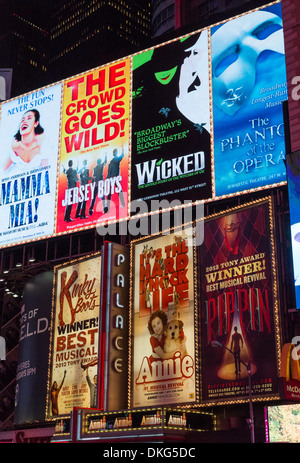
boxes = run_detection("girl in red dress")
[147,310,171,363]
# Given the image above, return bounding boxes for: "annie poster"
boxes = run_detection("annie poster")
[198,199,280,403]
[47,254,101,418]
[131,30,212,209]
[212,2,287,196]
[0,83,62,246]
[56,58,130,234]
[131,229,196,407]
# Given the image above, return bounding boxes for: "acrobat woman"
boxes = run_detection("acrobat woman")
[50,370,66,416]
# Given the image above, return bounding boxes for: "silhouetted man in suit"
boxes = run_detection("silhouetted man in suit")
[104,148,125,213]
[76,160,92,219]
[89,154,107,215]
[63,159,78,222]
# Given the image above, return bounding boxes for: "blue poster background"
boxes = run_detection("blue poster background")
[212,3,287,196]
[286,152,300,310]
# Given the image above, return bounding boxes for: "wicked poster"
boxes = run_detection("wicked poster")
[131,31,212,210]
[131,228,196,407]
[198,199,280,403]
[211,2,287,197]
[47,254,101,418]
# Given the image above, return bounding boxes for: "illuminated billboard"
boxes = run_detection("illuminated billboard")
[47,253,102,419]
[279,342,300,401]
[286,152,300,309]
[75,407,215,442]
[0,83,62,246]
[14,272,53,424]
[198,198,281,403]
[0,1,288,249]
[265,404,300,443]
[56,59,130,234]
[99,242,129,411]
[131,30,212,208]
[130,228,197,407]
[212,2,287,196]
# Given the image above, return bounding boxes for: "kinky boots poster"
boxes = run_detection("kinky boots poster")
[47,254,101,418]
[198,199,281,403]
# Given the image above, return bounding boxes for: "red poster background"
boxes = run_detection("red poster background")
[56,58,130,234]
[199,199,280,403]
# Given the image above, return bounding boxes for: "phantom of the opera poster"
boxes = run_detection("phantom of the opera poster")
[131,229,197,407]
[199,199,280,403]
[212,2,287,197]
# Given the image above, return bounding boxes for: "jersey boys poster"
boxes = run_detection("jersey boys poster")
[56,58,130,234]
[47,254,101,418]
[211,2,287,196]
[198,199,280,403]
[131,230,196,407]
[0,83,62,246]
[131,31,212,209]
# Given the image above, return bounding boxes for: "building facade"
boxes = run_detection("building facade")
[0,0,151,98]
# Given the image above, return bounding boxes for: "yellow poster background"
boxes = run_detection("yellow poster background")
[132,229,196,407]
[57,58,131,233]
[48,254,101,418]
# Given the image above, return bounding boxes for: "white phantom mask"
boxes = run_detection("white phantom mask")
[176,31,210,128]
[212,11,285,115]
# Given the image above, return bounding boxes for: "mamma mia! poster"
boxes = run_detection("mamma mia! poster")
[0,83,61,246]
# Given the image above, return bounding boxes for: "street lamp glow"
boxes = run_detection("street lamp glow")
[210,340,224,348]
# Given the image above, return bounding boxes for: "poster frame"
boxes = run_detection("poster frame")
[197,196,282,406]
[46,251,102,420]
[128,222,200,409]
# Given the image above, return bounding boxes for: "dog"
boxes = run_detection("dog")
[164,318,188,358]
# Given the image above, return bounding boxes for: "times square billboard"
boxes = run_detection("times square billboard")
[129,197,281,407]
[0,1,287,248]
[198,198,281,403]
